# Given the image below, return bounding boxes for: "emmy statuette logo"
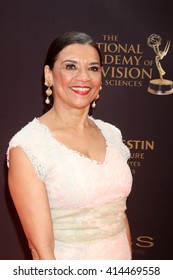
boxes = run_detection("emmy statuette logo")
[147,34,173,95]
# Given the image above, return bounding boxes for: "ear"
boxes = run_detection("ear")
[44,65,53,83]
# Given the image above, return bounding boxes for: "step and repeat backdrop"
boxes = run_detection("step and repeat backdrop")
[0,0,172,260]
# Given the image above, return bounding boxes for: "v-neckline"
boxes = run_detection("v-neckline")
[35,116,109,166]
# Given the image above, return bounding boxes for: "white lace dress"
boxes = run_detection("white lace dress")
[7,117,132,260]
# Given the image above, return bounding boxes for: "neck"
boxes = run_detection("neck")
[50,103,92,130]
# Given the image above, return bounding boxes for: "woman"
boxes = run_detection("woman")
[7,31,133,260]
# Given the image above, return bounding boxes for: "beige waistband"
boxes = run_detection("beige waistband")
[51,198,126,243]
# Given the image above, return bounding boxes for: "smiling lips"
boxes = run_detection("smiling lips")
[71,86,91,95]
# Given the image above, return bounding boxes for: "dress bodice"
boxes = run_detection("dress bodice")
[7,117,132,259]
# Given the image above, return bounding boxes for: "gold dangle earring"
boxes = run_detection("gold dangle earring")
[91,94,100,108]
[91,84,102,108]
[44,80,53,104]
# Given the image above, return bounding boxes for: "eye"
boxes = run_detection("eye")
[89,66,100,72]
[65,63,76,70]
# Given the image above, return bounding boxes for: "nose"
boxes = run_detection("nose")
[76,67,91,81]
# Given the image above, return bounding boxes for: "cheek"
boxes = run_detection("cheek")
[94,75,102,87]
[53,72,72,87]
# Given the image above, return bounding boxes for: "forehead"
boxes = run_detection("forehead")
[57,43,100,62]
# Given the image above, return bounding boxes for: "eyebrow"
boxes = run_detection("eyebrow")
[62,59,101,65]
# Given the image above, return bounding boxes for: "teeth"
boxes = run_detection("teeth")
[71,87,90,92]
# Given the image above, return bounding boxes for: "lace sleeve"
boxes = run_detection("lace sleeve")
[122,142,131,160]
[99,119,131,161]
[7,135,47,182]
[114,128,130,161]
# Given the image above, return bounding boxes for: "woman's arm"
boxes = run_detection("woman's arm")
[8,147,56,260]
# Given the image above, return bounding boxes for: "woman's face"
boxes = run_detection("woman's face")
[45,43,102,110]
